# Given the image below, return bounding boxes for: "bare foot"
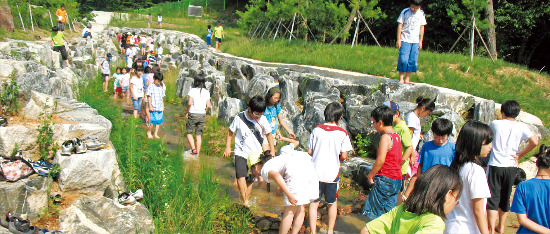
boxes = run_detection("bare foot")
[154,135,160,139]
[399,80,405,84]
[404,81,415,85]
[147,132,153,139]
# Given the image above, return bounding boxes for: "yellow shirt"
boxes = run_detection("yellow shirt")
[56,9,67,23]
[214,26,224,39]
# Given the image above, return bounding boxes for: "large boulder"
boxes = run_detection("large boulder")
[59,196,154,233]
[246,74,274,101]
[229,78,249,100]
[0,175,51,221]
[218,97,246,125]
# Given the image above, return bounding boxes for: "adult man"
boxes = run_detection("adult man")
[56,4,67,32]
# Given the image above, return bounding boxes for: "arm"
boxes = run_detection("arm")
[268,170,297,205]
[266,133,275,157]
[307,148,313,156]
[185,96,193,118]
[340,151,348,161]
[360,227,370,234]
[368,134,391,184]
[148,96,153,109]
[130,82,136,100]
[472,198,490,234]
[419,25,425,50]
[277,112,296,139]
[205,99,211,115]
[222,130,234,158]
[276,135,299,148]
[416,163,423,177]
[516,213,550,233]
[402,146,413,165]
[515,136,539,164]
[396,23,403,49]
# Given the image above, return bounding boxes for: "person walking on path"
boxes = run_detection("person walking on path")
[56,4,67,32]
[51,26,70,68]
[396,0,426,84]
[185,76,211,157]
[147,13,152,28]
[157,14,163,29]
[100,53,113,92]
[214,21,225,52]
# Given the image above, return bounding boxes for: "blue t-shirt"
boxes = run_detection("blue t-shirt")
[207,28,213,38]
[263,104,281,135]
[511,178,550,233]
[418,141,455,172]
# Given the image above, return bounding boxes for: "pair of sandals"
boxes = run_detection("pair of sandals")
[0,212,54,234]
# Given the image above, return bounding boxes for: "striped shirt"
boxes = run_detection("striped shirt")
[146,84,165,111]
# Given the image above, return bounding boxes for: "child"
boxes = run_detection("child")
[307,102,353,234]
[206,25,213,48]
[113,67,122,98]
[100,53,112,92]
[362,106,403,220]
[445,120,493,234]
[404,118,455,198]
[120,68,130,100]
[142,66,154,124]
[361,164,463,234]
[156,44,163,60]
[146,73,165,139]
[487,100,538,234]
[383,101,413,205]
[185,76,211,156]
[50,26,70,68]
[511,145,550,233]
[396,0,427,84]
[222,96,275,206]
[214,21,225,52]
[130,68,144,118]
[260,136,319,234]
[157,14,162,28]
[126,54,133,70]
[147,13,152,28]
[264,87,296,140]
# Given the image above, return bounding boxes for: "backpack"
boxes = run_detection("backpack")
[0,152,35,182]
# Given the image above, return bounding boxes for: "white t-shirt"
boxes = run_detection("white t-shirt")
[488,119,534,167]
[126,48,134,58]
[397,8,427,44]
[307,123,353,183]
[445,162,491,234]
[140,36,146,44]
[261,144,319,206]
[100,59,110,75]
[156,46,163,55]
[130,77,144,98]
[229,111,272,159]
[120,73,130,87]
[158,15,162,22]
[187,88,211,114]
[405,111,422,149]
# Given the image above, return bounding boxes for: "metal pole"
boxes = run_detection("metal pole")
[273,19,282,40]
[251,22,262,39]
[261,20,271,39]
[470,15,475,61]
[48,10,53,27]
[351,17,360,48]
[288,12,296,45]
[66,13,74,32]
[16,4,25,31]
[28,4,34,31]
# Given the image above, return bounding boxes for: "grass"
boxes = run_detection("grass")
[78,73,254,232]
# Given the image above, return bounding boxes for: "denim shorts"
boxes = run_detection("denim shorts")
[122,86,129,93]
[132,97,142,112]
[362,175,402,220]
[397,42,419,73]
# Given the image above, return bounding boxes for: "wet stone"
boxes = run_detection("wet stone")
[257,219,272,231]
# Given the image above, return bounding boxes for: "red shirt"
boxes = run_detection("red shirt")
[377,132,403,180]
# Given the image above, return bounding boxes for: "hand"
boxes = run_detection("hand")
[185,112,188,118]
[270,151,275,157]
[275,133,281,140]
[288,132,296,139]
[222,147,231,158]
[368,173,375,185]
[133,97,138,100]
[396,40,402,49]
[419,41,423,50]
[287,194,298,205]
[420,135,424,141]
[512,154,520,166]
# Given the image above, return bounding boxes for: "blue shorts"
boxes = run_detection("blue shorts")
[206,37,211,45]
[132,97,142,112]
[362,175,401,220]
[150,111,163,125]
[122,86,129,93]
[314,182,338,204]
[397,42,419,73]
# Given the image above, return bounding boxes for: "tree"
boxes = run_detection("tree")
[486,0,497,59]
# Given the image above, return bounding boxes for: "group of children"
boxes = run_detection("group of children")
[205,22,225,52]
[119,32,163,67]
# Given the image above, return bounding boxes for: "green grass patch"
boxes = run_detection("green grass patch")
[78,73,253,232]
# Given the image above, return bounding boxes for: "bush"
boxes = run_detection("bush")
[0,74,21,116]
[354,133,373,158]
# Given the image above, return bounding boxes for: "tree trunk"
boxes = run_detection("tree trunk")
[340,0,360,44]
[485,0,498,60]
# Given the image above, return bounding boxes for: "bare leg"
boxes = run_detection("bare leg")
[488,209,498,234]
[399,72,405,83]
[196,135,202,155]
[154,125,160,139]
[187,133,196,151]
[495,209,508,233]
[291,205,305,234]
[404,175,417,199]
[133,109,138,118]
[309,202,320,234]
[404,72,414,84]
[237,177,249,205]
[327,202,338,234]
[147,125,153,139]
[64,60,71,68]
[280,206,296,234]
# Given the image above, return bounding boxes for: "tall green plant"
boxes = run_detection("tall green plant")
[0,73,21,116]
[36,99,60,161]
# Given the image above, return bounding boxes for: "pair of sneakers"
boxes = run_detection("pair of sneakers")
[61,138,87,156]
[0,212,50,234]
[0,117,7,127]
[118,189,144,205]
[29,160,55,177]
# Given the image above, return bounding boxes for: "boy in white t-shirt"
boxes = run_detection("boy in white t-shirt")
[307,102,353,234]
[223,96,275,206]
[396,0,427,84]
[487,100,539,234]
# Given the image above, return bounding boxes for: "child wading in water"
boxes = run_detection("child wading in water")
[264,87,296,142]
[129,68,144,118]
[445,120,493,234]
[146,73,165,139]
[185,76,211,156]
[362,164,462,233]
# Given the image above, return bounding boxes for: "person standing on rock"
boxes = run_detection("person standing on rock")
[214,21,225,52]
[486,100,538,234]
[50,26,70,68]
[396,0,426,84]
[101,53,112,92]
[56,4,67,32]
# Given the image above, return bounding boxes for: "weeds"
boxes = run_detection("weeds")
[36,99,59,161]
[354,133,373,158]
[0,73,21,116]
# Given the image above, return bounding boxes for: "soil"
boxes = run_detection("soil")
[7,114,77,127]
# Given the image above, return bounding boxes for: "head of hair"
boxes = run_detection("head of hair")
[432,118,453,136]
[153,72,163,84]
[501,100,521,118]
[371,105,394,126]
[410,0,422,6]
[61,4,65,8]
[144,66,152,74]
[152,64,161,73]
[534,145,550,169]
[415,96,436,112]
[404,165,462,219]
[217,21,221,25]
[116,67,122,73]
[265,87,281,106]
[52,26,59,32]
[122,67,127,73]
[208,25,211,29]
[193,76,206,89]
[324,102,344,123]
[249,96,266,113]
[450,120,494,171]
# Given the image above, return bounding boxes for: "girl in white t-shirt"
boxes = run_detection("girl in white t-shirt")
[445,120,494,234]
[129,70,144,118]
[185,77,211,156]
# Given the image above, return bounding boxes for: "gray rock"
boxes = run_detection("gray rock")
[256,219,272,231]
[473,99,495,124]
[0,125,39,156]
[210,76,228,117]
[59,196,154,234]
[345,105,377,137]
[246,74,274,102]
[0,175,51,221]
[218,97,245,125]
[229,78,249,100]
[176,77,194,98]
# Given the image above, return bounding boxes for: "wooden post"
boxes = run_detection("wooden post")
[273,19,282,41]
[358,12,381,47]
[16,4,25,31]
[474,24,495,62]
[260,20,271,39]
[351,17,360,48]
[28,4,34,31]
[48,10,53,27]
[288,12,296,45]
[448,23,470,53]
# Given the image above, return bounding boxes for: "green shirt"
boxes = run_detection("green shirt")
[214,26,224,39]
[51,32,65,47]
[393,120,413,175]
[366,204,445,234]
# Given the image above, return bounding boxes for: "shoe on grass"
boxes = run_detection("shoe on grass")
[129,189,143,200]
[72,138,87,154]
[61,140,74,156]
[118,192,136,205]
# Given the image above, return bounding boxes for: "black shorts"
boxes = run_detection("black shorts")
[53,46,68,60]
[235,156,248,179]
[215,37,222,43]
[102,74,110,82]
[186,113,206,135]
[486,166,516,212]
[314,182,338,204]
